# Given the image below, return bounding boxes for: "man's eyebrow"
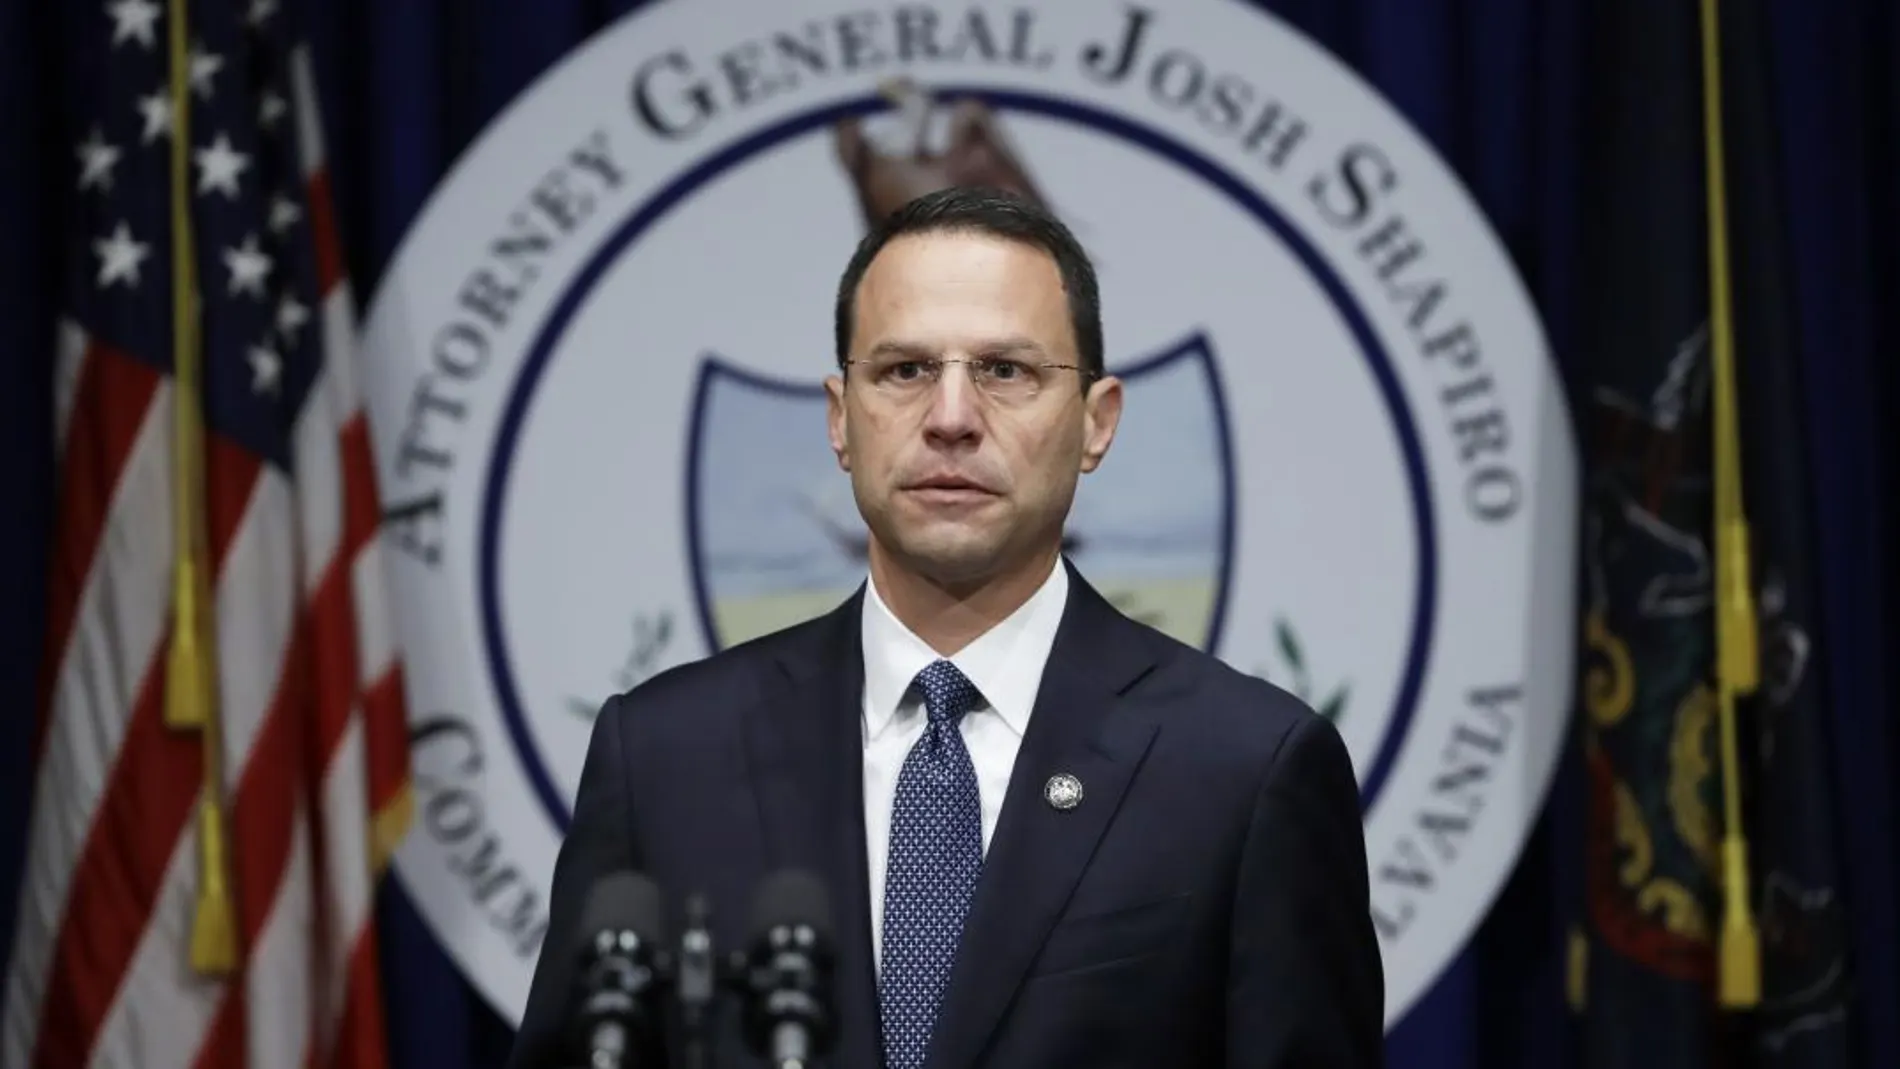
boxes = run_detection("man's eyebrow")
[867,340,937,360]
[975,337,1048,357]
[864,338,1048,358]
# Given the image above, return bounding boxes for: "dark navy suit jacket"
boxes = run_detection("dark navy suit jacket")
[509,563,1384,1068]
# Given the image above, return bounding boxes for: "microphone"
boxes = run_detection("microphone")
[736,869,837,1069]
[570,870,668,1069]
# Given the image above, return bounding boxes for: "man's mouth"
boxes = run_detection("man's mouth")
[905,475,997,502]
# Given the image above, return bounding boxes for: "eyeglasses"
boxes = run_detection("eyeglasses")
[843,354,1095,405]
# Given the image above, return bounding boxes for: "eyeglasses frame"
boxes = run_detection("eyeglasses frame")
[840,355,1101,403]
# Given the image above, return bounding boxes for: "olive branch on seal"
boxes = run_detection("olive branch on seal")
[1262,616,1349,723]
[568,610,676,721]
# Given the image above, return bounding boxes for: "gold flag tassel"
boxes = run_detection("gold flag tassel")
[1698,0,1761,1010]
[189,734,238,975]
[165,0,237,976]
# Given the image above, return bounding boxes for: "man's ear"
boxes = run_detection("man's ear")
[1079,375,1123,473]
[825,373,851,471]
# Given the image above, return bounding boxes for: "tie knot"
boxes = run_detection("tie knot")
[913,659,979,725]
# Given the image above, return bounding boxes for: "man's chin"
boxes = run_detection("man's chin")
[887,533,1011,587]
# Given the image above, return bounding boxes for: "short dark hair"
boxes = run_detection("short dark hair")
[833,186,1104,377]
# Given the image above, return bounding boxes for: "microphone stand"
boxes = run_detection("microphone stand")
[674,894,716,1069]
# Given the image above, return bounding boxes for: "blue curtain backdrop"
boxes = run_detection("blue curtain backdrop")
[1,1,1893,1068]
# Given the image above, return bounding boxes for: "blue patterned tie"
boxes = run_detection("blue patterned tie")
[879,659,984,1069]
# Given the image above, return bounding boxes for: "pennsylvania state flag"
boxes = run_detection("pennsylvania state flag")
[1571,0,1856,1067]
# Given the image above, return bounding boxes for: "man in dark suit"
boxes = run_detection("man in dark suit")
[510,186,1384,1068]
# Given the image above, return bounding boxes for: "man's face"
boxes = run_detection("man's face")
[826,231,1122,588]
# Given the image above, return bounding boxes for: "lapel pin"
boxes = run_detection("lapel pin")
[1043,773,1084,811]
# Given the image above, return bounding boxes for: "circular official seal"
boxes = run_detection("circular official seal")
[359,0,1578,1030]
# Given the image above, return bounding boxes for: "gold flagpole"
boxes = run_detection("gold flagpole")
[165,0,237,976]
[1697,0,1761,1010]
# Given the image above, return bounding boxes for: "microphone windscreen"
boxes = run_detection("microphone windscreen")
[748,868,833,945]
[576,870,668,951]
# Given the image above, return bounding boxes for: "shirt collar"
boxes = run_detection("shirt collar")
[861,557,1069,741]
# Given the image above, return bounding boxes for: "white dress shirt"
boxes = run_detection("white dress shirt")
[860,558,1069,972]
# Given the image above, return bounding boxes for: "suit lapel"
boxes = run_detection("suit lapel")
[742,592,885,1069]
[927,567,1162,1069]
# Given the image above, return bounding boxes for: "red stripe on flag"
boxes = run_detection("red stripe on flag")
[191,986,249,1069]
[205,435,262,573]
[308,415,387,759]
[34,343,162,758]
[305,170,343,297]
[306,578,356,784]
[324,930,393,1069]
[227,626,308,951]
[360,665,409,815]
[339,415,379,556]
[301,755,339,1069]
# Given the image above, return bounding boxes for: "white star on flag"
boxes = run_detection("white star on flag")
[189,42,224,99]
[259,92,288,129]
[224,233,273,297]
[276,295,309,339]
[195,133,250,198]
[268,194,301,233]
[106,0,161,50]
[76,129,121,191]
[248,343,283,394]
[136,89,172,144]
[247,0,279,27]
[94,221,149,288]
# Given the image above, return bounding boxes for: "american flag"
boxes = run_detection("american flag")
[3,0,413,1066]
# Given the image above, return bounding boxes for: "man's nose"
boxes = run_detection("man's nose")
[922,361,984,441]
